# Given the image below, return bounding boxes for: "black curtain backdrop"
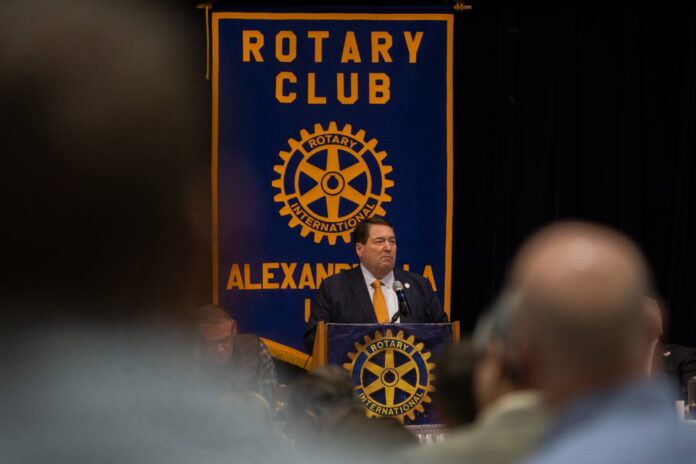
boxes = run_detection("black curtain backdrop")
[449,0,696,345]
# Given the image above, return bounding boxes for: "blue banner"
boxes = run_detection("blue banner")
[212,11,453,366]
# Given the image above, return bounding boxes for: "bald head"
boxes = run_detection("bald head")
[507,222,652,402]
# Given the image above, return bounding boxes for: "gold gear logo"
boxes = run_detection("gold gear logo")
[343,329,435,423]
[272,122,393,244]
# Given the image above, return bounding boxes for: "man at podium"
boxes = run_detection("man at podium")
[303,215,448,351]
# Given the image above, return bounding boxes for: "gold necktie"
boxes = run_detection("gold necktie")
[372,280,389,323]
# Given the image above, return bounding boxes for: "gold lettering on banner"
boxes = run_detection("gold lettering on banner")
[404,31,423,63]
[423,265,437,291]
[369,73,390,104]
[281,263,298,289]
[275,31,297,62]
[315,263,334,288]
[298,263,316,289]
[242,30,264,62]
[307,73,326,104]
[273,72,394,104]
[337,73,358,104]
[307,31,329,62]
[341,31,361,63]
[275,72,297,103]
[226,263,243,289]
[371,31,393,63]
[224,262,437,291]
[262,263,280,289]
[243,263,261,290]
[243,29,422,65]
[241,29,425,104]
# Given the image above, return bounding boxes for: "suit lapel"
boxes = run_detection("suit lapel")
[347,266,377,322]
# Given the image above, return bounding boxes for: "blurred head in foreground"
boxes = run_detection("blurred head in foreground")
[0,1,275,462]
[287,365,415,463]
[506,221,653,409]
[400,292,548,464]
[287,365,364,438]
[433,298,532,428]
[0,0,209,326]
[431,340,480,427]
[471,290,531,411]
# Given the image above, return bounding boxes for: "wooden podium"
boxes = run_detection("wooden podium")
[310,321,459,425]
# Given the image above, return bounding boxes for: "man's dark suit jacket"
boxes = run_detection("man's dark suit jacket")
[303,266,448,351]
[662,343,696,401]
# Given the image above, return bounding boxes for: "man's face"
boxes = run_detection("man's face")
[356,224,396,279]
[198,320,235,365]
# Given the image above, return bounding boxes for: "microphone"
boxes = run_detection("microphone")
[391,280,411,322]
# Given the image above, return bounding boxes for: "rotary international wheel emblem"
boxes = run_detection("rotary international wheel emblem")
[343,329,435,423]
[272,122,394,244]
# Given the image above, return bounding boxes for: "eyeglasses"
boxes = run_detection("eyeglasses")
[202,335,234,350]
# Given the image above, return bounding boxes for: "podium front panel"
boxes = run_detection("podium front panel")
[326,323,454,425]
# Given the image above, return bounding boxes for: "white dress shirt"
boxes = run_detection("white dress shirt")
[360,264,399,323]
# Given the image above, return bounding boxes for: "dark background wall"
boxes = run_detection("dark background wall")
[449,0,696,345]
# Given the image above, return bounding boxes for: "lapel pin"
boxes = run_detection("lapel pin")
[404,283,410,289]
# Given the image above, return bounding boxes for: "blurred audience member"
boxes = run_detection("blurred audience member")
[645,297,696,402]
[0,0,279,461]
[663,344,696,403]
[402,292,548,464]
[505,222,696,464]
[430,340,479,428]
[1,327,294,464]
[286,365,416,464]
[1,0,209,326]
[195,304,277,404]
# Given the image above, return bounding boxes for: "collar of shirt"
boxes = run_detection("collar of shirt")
[360,263,395,289]
[359,264,399,322]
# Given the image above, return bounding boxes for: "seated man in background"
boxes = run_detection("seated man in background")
[286,365,416,464]
[645,296,696,402]
[402,292,548,464]
[429,340,480,429]
[195,304,277,404]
